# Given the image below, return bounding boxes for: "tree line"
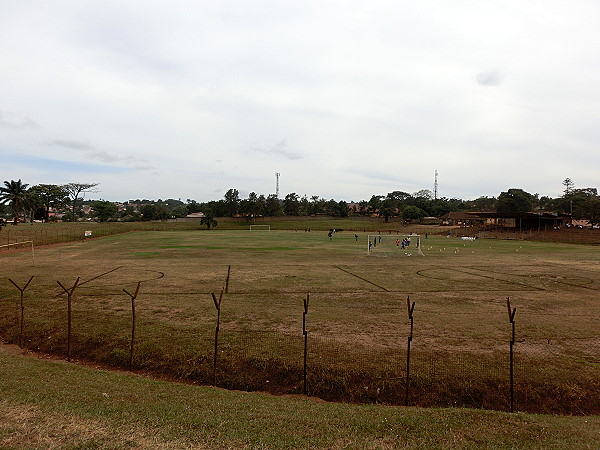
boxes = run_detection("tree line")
[1,178,599,227]
[0,181,99,225]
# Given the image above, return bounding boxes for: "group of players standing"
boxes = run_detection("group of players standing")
[395,237,411,249]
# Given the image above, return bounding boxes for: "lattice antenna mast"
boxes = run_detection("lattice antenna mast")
[275,172,280,198]
[434,170,438,200]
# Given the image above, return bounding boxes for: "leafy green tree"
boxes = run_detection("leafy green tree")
[240,192,264,218]
[283,193,300,216]
[379,197,396,222]
[120,206,141,221]
[171,206,188,218]
[200,211,218,230]
[153,202,170,220]
[413,189,433,200]
[140,204,158,221]
[402,205,427,221]
[465,196,497,212]
[186,199,203,214]
[358,200,369,215]
[536,195,553,211]
[0,179,29,224]
[298,195,310,216]
[224,189,240,217]
[574,195,600,227]
[23,190,44,222]
[323,199,338,216]
[63,183,99,215]
[307,196,323,215]
[264,194,282,216]
[387,191,412,203]
[367,195,383,216]
[562,178,574,195]
[497,189,533,214]
[29,184,68,222]
[334,200,349,217]
[92,200,118,222]
[552,188,598,215]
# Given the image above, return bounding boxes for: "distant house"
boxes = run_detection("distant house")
[171,212,206,223]
[438,212,483,227]
[420,216,440,225]
[476,212,570,231]
[183,212,205,221]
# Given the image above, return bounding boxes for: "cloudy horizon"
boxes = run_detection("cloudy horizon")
[1,1,599,203]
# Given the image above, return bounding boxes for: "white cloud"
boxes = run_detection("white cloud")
[48,139,153,170]
[0,111,40,129]
[0,1,599,201]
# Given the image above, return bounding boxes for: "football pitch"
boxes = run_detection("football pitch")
[2,229,598,335]
[1,229,598,412]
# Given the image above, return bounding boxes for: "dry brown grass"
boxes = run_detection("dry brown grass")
[0,230,598,413]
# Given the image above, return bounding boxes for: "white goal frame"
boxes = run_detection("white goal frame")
[249,224,271,231]
[0,240,35,264]
[367,234,425,256]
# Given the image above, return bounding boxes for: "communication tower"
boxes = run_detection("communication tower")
[434,170,438,200]
[275,172,280,198]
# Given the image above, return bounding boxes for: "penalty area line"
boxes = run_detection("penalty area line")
[333,265,389,292]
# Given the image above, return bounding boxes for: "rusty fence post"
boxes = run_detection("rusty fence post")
[507,297,517,413]
[405,296,415,406]
[303,292,310,395]
[8,276,34,348]
[211,287,224,386]
[57,278,80,362]
[225,265,231,293]
[123,282,141,370]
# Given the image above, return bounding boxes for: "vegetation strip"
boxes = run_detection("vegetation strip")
[0,345,598,449]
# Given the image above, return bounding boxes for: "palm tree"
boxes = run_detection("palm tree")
[0,179,30,225]
[200,213,217,230]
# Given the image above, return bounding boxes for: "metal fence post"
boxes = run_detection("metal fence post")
[225,265,231,293]
[303,292,310,395]
[8,276,34,347]
[123,282,141,370]
[405,296,415,406]
[507,297,517,413]
[211,287,224,386]
[57,278,80,362]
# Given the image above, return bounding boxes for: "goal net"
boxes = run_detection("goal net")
[367,234,425,256]
[249,225,271,231]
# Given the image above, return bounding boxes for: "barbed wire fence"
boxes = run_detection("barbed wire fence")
[2,278,599,415]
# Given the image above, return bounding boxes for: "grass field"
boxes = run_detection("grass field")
[1,344,598,449]
[1,226,598,414]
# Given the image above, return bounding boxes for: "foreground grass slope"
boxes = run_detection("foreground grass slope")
[1,346,598,449]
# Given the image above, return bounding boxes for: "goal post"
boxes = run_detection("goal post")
[249,224,271,231]
[367,234,425,256]
[0,240,35,264]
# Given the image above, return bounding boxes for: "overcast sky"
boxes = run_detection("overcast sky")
[1,1,599,203]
